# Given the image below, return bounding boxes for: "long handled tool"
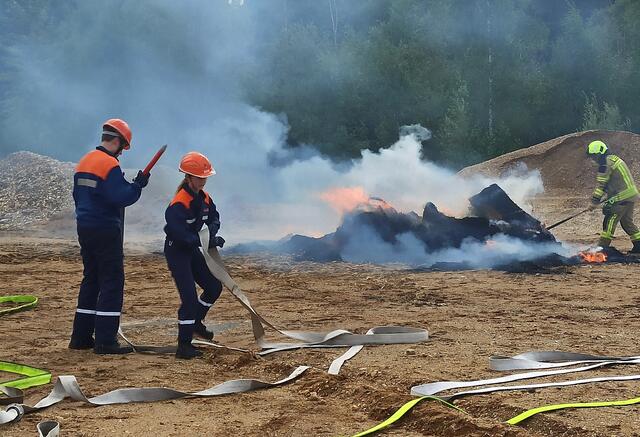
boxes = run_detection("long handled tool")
[546,200,605,231]
[121,144,168,244]
[142,144,167,175]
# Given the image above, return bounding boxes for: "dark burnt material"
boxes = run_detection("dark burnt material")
[229,184,640,269]
[469,184,556,243]
[231,185,556,263]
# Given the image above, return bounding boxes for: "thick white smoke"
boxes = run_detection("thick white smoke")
[173,110,543,245]
[80,110,546,250]
[0,0,550,267]
[341,229,575,268]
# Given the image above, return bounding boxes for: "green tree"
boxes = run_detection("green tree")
[581,93,630,131]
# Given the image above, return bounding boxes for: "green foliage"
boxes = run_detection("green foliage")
[1,0,638,168]
[581,93,630,131]
[246,0,633,168]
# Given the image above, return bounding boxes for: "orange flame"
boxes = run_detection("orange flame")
[319,187,394,213]
[578,251,607,263]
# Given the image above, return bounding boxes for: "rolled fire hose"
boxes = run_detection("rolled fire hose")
[0,295,38,316]
[0,362,54,435]
[124,228,428,373]
[0,366,308,427]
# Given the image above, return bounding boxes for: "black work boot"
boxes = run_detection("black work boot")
[68,336,95,350]
[194,322,214,341]
[630,241,640,254]
[175,342,203,360]
[93,342,133,355]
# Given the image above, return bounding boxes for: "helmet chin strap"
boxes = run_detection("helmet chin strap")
[114,137,127,156]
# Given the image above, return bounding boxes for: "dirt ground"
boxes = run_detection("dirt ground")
[2,195,640,437]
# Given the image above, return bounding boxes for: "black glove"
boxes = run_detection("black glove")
[603,202,613,216]
[209,218,221,236]
[209,235,225,249]
[133,170,150,188]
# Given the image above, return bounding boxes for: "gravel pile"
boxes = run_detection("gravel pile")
[0,151,75,230]
[0,151,180,237]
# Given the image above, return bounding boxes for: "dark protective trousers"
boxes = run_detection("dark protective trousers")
[599,201,640,246]
[164,239,222,343]
[71,226,125,345]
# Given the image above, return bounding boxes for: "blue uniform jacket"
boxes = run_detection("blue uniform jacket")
[73,147,142,229]
[164,183,220,249]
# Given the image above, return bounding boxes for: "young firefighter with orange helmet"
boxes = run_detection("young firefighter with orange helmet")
[69,119,150,354]
[164,152,225,359]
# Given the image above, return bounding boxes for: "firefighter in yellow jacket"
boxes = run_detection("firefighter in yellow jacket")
[587,140,640,253]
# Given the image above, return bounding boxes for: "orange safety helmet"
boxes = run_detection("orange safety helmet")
[103,118,132,149]
[179,152,216,178]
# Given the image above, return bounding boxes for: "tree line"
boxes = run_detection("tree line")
[1,0,638,168]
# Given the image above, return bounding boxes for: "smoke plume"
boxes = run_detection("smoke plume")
[0,1,549,265]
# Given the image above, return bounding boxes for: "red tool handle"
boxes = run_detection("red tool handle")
[142,144,167,175]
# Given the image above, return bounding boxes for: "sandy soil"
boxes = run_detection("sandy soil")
[2,213,640,437]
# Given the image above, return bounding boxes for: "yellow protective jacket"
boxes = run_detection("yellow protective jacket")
[592,154,639,204]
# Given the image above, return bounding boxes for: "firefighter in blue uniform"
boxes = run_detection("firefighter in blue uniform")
[164,152,225,359]
[69,118,150,354]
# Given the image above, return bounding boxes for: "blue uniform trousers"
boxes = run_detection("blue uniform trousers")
[71,226,125,345]
[164,239,222,343]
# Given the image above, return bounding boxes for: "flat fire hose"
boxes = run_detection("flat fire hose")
[36,421,59,437]
[116,231,428,373]
[198,228,428,374]
[349,392,640,435]
[348,396,465,437]
[0,366,308,427]
[506,394,640,425]
[489,350,640,371]
[411,351,640,399]
[0,295,38,316]
[350,350,640,435]
[118,328,252,355]
[0,362,51,393]
[0,362,54,435]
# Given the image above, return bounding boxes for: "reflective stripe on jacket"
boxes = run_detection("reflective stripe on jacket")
[164,183,220,249]
[592,154,639,204]
[73,147,142,229]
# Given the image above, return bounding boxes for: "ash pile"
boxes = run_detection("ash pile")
[231,184,637,271]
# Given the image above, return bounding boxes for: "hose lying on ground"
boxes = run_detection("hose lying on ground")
[0,295,38,316]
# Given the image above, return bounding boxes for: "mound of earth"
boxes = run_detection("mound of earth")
[459,130,640,197]
[459,130,640,246]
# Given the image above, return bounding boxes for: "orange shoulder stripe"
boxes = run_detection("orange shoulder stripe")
[75,150,119,180]
[170,188,193,208]
[203,191,212,204]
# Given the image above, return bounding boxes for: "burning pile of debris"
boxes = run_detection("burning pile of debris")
[0,152,75,230]
[232,184,637,271]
